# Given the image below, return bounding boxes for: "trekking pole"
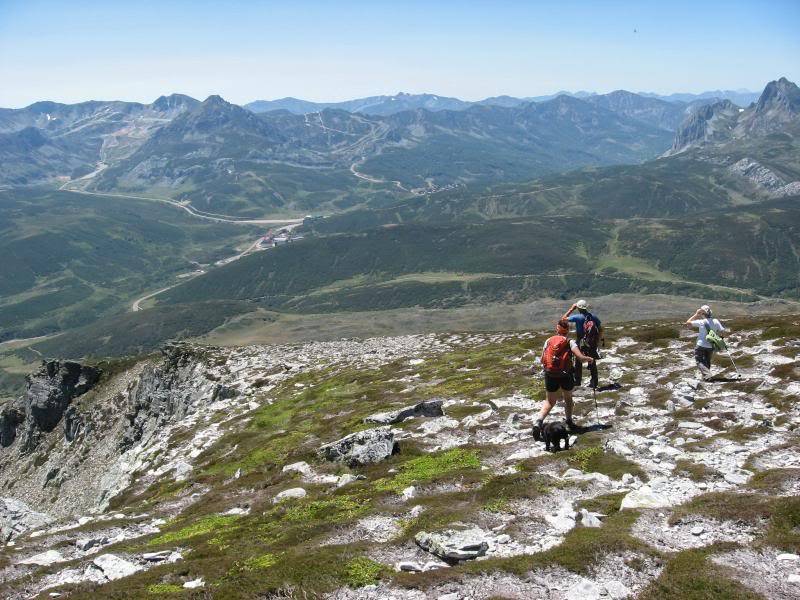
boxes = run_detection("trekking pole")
[592,386,600,424]
[727,350,742,378]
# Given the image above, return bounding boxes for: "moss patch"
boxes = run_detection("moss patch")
[375,448,481,493]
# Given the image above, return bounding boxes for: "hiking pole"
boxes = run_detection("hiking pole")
[727,349,742,378]
[592,386,599,425]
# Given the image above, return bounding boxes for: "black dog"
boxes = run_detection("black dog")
[532,421,570,452]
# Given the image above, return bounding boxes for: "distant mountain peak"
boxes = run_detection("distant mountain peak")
[754,77,800,114]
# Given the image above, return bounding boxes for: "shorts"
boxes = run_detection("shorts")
[544,371,575,392]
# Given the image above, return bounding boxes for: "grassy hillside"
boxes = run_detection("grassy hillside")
[0,188,260,342]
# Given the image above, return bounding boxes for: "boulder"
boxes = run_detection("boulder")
[184,578,205,589]
[0,497,53,541]
[318,426,398,467]
[620,486,671,510]
[92,554,142,580]
[603,580,631,599]
[364,400,443,425]
[19,549,64,566]
[579,508,603,528]
[77,536,109,551]
[273,487,307,503]
[415,528,489,562]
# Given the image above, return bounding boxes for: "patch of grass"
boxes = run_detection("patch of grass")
[150,514,240,545]
[668,492,772,526]
[375,448,481,493]
[147,583,184,594]
[628,325,680,343]
[280,495,368,524]
[765,496,800,553]
[638,545,763,600]
[241,552,279,570]
[567,445,647,481]
[747,468,800,492]
[569,446,602,471]
[672,459,720,482]
[343,557,385,588]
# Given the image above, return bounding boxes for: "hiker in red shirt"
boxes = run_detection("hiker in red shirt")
[535,319,595,432]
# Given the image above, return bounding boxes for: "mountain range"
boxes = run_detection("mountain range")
[244,89,761,116]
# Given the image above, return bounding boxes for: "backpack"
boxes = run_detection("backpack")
[581,319,601,351]
[541,335,573,375]
[705,323,726,351]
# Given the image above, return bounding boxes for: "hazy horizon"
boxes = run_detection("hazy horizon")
[1,0,798,108]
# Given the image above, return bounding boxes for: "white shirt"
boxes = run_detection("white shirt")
[690,318,724,348]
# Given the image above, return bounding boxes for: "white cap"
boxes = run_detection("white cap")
[576,299,589,310]
[701,304,711,314]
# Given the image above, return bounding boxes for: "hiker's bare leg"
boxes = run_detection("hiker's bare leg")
[537,391,559,421]
[563,390,574,422]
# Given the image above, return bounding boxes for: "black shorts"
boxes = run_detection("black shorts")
[544,371,575,392]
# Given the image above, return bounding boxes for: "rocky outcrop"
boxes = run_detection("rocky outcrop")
[318,426,398,466]
[727,158,800,197]
[0,497,53,541]
[415,528,490,562]
[364,399,444,425]
[666,100,739,155]
[0,360,100,452]
[736,76,800,136]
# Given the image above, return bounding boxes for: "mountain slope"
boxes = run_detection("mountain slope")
[0,316,798,598]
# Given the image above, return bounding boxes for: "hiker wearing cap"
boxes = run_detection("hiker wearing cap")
[686,305,725,379]
[562,299,603,389]
[535,319,595,432]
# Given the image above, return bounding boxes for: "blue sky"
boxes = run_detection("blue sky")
[0,0,798,107]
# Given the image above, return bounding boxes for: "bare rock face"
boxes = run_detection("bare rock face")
[3,360,100,452]
[0,497,53,541]
[364,400,444,425]
[318,426,398,467]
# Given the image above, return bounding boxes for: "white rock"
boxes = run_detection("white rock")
[282,461,313,476]
[777,553,799,562]
[173,461,193,481]
[396,561,422,572]
[92,554,142,580]
[603,579,631,599]
[620,486,671,510]
[621,473,635,485]
[691,526,704,536]
[402,486,416,500]
[409,505,425,518]
[438,593,460,600]
[788,574,800,584]
[580,508,603,528]
[496,534,511,544]
[19,550,64,566]
[183,578,205,589]
[336,474,359,488]
[562,468,584,478]
[567,578,602,600]
[272,487,307,503]
[142,551,172,562]
[724,470,750,485]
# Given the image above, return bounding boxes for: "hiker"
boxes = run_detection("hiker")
[686,305,725,379]
[562,299,603,388]
[535,319,595,432]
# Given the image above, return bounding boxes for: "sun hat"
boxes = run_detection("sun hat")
[576,299,589,310]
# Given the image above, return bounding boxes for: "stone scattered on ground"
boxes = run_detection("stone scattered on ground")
[415,527,490,561]
[364,400,444,425]
[318,427,398,467]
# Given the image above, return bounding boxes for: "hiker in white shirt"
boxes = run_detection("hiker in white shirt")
[685,304,725,379]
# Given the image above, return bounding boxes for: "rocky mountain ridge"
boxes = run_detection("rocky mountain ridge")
[667,77,800,155]
[0,316,797,598]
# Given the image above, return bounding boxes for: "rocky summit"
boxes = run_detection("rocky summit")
[0,316,798,598]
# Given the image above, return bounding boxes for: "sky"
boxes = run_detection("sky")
[0,0,798,107]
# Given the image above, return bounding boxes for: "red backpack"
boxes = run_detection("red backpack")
[541,335,573,375]
[581,319,600,351]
